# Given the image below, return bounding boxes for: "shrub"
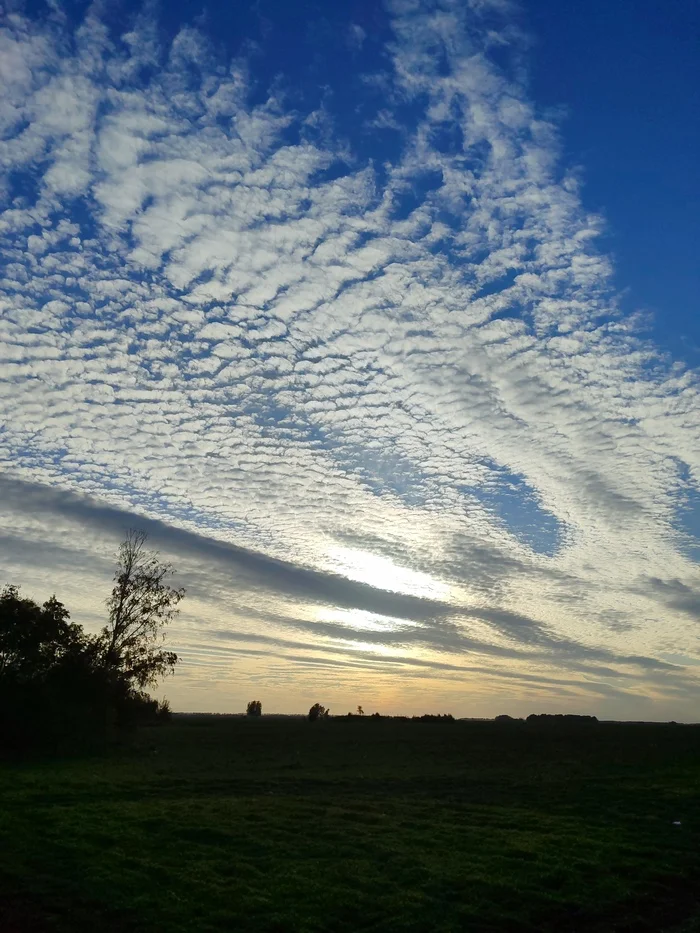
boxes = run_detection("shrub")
[308,703,329,721]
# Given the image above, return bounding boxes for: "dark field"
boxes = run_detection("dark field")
[1,717,700,932]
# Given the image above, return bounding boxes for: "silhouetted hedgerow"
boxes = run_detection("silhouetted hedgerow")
[0,531,182,755]
[526,713,598,726]
[412,713,455,722]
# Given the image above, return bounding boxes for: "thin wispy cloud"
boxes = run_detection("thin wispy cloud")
[1,0,699,717]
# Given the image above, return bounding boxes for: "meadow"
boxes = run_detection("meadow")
[1,716,699,932]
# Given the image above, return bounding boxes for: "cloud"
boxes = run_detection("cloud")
[0,473,692,714]
[1,0,699,716]
[638,576,700,621]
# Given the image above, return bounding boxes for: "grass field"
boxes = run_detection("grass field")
[1,716,699,932]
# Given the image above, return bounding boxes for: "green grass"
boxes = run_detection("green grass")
[1,717,699,931]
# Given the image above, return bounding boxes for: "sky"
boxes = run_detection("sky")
[1,0,699,720]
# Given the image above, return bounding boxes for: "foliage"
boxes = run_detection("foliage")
[100,530,183,689]
[526,713,598,726]
[1,718,700,932]
[0,531,182,752]
[246,700,262,717]
[308,703,329,721]
[412,713,454,722]
[157,698,172,722]
[0,585,86,682]
[0,585,105,750]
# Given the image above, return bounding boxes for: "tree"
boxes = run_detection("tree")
[100,530,184,689]
[246,700,262,717]
[308,703,329,721]
[0,585,106,749]
[0,552,183,753]
[0,585,86,683]
[357,705,364,716]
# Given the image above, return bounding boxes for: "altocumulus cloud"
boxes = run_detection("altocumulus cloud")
[1,0,700,717]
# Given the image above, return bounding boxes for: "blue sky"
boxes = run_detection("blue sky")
[529,0,700,366]
[1,0,699,719]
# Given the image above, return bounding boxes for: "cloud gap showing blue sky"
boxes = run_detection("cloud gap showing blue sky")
[1,0,699,718]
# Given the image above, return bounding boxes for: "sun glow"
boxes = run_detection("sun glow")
[327,547,451,601]
[316,606,413,633]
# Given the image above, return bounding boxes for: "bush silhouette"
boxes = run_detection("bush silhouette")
[308,703,329,721]
[246,700,262,717]
[526,714,598,725]
[412,713,454,722]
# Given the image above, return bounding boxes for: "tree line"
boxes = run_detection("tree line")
[0,530,182,752]
[244,702,455,722]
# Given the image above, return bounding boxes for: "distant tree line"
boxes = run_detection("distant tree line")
[495,714,599,725]
[242,708,601,724]
[311,709,455,722]
[526,713,598,725]
[242,705,458,722]
[0,530,182,754]
[245,706,601,725]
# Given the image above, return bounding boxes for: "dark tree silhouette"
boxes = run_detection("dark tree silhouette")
[100,530,183,689]
[357,705,364,716]
[246,700,262,716]
[308,703,329,721]
[0,585,86,682]
[0,533,183,753]
[0,586,107,749]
